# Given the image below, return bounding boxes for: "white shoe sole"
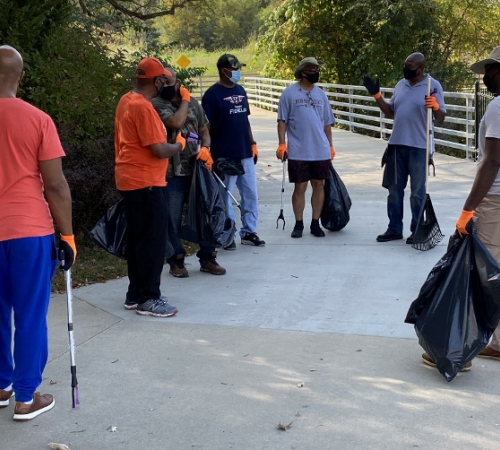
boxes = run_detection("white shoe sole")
[13,398,55,421]
[135,309,178,318]
[240,241,265,247]
[0,391,14,408]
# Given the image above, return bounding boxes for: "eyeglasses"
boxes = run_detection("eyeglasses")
[306,92,314,107]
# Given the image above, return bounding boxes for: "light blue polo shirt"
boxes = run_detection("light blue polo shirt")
[277,83,335,161]
[388,74,446,151]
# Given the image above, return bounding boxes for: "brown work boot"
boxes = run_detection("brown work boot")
[421,352,472,372]
[0,388,14,408]
[169,255,189,278]
[200,252,226,275]
[13,392,55,421]
[477,346,500,361]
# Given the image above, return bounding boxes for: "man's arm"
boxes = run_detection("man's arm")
[162,102,189,130]
[199,125,210,148]
[464,138,500,210]
[150,142,183,159]
[375,96,394,119]
[39,158,73,236]
[277,119,287,143]
[324,124,332,146]
[249,124,255,144]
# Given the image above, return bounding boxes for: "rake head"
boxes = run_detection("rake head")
[411,194,444,251]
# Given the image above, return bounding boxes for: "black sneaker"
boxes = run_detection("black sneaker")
[224,241,236,251]
[376,229,403,242]
[406,233,414,245]
[310,226,325,237]
[124,296,138,310]
[241,232,265,247]
[291,227,303,238]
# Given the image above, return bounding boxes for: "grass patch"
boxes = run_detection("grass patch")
[52,237,199,293]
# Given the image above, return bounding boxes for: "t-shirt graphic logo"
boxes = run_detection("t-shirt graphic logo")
[224,95,245,104]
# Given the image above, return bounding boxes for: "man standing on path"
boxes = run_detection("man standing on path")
[152,68,226,277]
[202,54,265,250]
[276,57,335,238]
[0,45,76,421]
[363,53,446,244]
[116,57,185,316]
[453,46,500,363]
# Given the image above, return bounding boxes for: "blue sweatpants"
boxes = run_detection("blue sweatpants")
[0,235,57,402]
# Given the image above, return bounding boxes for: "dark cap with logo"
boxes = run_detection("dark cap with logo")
[217,54,246,70]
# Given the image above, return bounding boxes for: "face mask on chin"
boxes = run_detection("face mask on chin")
[160,84,177,101]
[304,72,320,84]
[403,66,418,80]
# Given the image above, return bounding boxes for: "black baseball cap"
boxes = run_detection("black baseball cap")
[216,54,246,69]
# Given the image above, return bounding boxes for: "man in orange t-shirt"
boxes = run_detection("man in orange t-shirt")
[115,57,186,317]
[0,45,76,421]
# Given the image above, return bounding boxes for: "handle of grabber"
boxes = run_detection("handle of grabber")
[426,76,431,194]
[212,171,241,207]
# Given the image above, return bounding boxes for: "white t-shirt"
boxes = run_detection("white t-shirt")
[477,95,500,196]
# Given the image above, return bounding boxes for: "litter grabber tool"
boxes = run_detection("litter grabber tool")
[411,77,444,251]
[59,250,80,409]
[276,161,286,230]
[212,171,249,216]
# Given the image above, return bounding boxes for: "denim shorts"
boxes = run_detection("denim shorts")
[288,159,331,183]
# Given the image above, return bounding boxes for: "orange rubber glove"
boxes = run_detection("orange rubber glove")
[456,209,474,236]
[59,234,77,271]
[276,143,288,161]
[330,145,336,160]
[251,143,258,164]
[176,133,186,151]
[425,95,439,111]
[179,86,191,102]
[196,146,214,171]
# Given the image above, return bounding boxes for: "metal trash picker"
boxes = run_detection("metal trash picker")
[59,250,80,409]
[276,161,286,230]
[411,77,444,251]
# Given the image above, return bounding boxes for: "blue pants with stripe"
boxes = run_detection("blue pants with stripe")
[0,235,57,402]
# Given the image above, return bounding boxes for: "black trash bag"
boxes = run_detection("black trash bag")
[405,225,500,381]
[320,164,352,231]
[88,199,128,259]
[214,157,245,181]
[179,161,236,248]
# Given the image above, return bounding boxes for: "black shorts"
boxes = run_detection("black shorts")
[288,159,331,183]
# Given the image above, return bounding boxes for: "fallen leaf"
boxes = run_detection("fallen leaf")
[107,426,117,432]
[297,382,304,388]
[49,380,58,385]
[277,421,293,431]
[48,444,71,450]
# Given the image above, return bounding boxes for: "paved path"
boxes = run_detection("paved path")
[3,108,500,450]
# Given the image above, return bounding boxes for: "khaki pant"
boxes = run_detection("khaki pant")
[475,194,500,351]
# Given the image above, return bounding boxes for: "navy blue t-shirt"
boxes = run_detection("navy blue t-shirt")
[202,83,252,160]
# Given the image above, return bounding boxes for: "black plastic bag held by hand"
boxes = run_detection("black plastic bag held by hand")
[320,165,352,231]
[405,226,500,381]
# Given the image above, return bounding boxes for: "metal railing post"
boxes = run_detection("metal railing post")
[349,87,354,132]
[466,95,473,160]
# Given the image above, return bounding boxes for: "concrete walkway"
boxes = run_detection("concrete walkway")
[3,108,500,450]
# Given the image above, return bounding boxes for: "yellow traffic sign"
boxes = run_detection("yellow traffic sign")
[176,55,191,69]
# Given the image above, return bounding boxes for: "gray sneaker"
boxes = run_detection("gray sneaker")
[136,298,178,318]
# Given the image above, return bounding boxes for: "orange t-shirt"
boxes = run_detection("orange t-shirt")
[114,91,169,191]
[0,98,65,242]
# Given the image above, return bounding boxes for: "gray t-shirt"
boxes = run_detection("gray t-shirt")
[388,74,446,152]
[277,83,335,161]
[477,95,500,196]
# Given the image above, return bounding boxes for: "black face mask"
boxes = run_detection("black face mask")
[160,85,177,101]
[305,72,320,84]
[403,66,418,80]
[483,72,499,93]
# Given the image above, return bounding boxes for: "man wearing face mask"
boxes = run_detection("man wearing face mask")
[363,53,446,244]
[115,57,186,317]
[202,54,265,249]
[152,68,225,277]
[451,46,500,365]
[276,57,335,238]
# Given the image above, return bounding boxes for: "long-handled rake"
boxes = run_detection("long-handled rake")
[411,77,444,251]
[60,251,80,409]
[276,161,286,229]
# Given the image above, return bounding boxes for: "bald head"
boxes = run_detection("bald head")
[405,52,425,69]
[0,45,24,97]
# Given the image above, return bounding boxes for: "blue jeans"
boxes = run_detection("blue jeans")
[385,146,426,235]
[0,235,57,402]
[224,157,259,238]
[165,176,214,264]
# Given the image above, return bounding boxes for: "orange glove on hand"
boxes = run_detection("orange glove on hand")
[176,133,186,151]
[330,145,336,160]
[196,146,214,171]
[456,209,474,236]
[251,143,258,164]
[425,95,439,111]
[59,234,77,271]
[276,143,288,161]
[179,86,191,102]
